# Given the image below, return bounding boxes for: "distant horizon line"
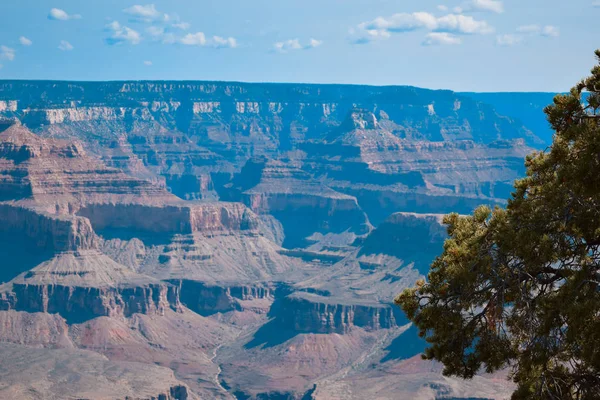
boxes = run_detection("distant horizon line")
[0,78,562,94]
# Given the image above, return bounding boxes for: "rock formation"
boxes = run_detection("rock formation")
[0,80,552,399]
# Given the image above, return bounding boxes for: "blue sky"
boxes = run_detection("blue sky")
[0,0,598,91]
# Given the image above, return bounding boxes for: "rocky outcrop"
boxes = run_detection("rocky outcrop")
[299,109,530,225]
[0,122,176,210]
[359,212,447,261]
[0,251,182,322]
[0,202,97,252]
[2,282,181,322]
[139,231,301,283]
[78,201,259,236]
[276,293,397,334]
[175,280,274,315]
[0,310,73,348]
[225,156,371,247]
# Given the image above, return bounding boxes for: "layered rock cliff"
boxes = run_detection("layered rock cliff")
[175,280,275,316]
[300,109,531,224]
[0,81,543,204]
[224,156,371,247]
[0,202,97,252]
[276,292,397,334]
[0,121,176,211]
[0,251,182,322]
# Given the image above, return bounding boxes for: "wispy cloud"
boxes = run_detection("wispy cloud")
[495,24,559,47]
[0,46,15,61]
[213,36,238,49]
[58,40,74,51]
[517,24,560,37]
[455,0,504,14]
[496,34,522,46]
[144,60,153,66]
[48,8,81,21]
[105,21,142,45]
[180,32,206,46]
[178,32,238,48]
[19,37,32,46]
[308,38,323,48]
[351,12,493,44]
[124,4,190,35]
[423,32,462,46]
[273,38,323,53]
[593,0,600,7]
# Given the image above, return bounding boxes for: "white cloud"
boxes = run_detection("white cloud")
[144,60,152,66]
[123,4,190,33]
[458,0,504,14]
[213,36,238,48]
[273,38,323,52]
[58,40,74,51]
[274,39,301,52]
[423,32,462,46]
[437,5,449,11]
[349,27,391,45]
[48,8,81,21]
[516,24,560,38]
[0,46,15,61]
[593,0,600,6]
[436,14,494,34]
[496,34,522,46]
[123,4,163,22]
[105,21,142,45]
[363,12,438,33]
[146,28,237,48]
[352,12,493,44]
[180,32,207,46]
[19,37,32,46]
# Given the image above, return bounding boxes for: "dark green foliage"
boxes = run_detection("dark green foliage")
[397,50,600,399]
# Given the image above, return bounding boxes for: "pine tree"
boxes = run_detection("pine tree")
[397,50,600,399]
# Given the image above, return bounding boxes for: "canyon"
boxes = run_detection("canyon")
[0,80,553,399]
